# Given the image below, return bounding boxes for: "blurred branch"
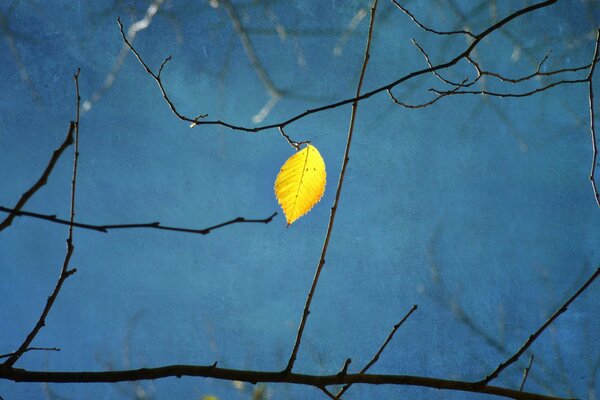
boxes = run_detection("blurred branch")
[284,0,379,374]
[2,70,81,368]
[0,365,576,400]
[0,8,41,104]
[478,266,600,386]
[82,0,165,113]
[519,355,534,392]
[219,0,283,123]
[0,206,277,235]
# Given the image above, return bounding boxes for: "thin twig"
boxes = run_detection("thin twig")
[0,365,576,400]
[587,29,600,208]
[477,266,600,385]
[431,79,587,98]
[0,123,74,232]
[411,39,477,88]
[0,207,277,235]
[334,304,418,399]
[388,78,468,109]
[0,348,61,360]
[3,70,82,368]
[390,0,476,38]
[121,0,559,133]
[117,17,207,126]
[519,355,534,391]
[283,0,379,374]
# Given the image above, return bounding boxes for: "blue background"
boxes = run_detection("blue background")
[1,1,600,399]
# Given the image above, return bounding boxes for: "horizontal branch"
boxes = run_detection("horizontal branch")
[0,347,60,360]
[0,206,277,235]
[0,366,574,400]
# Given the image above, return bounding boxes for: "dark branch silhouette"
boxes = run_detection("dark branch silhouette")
[119,0,560,134]
[332,304,418,400]
[3,70,81,368]
[0,365,575,400]
[284,0,379,374]
[587,29,600,208]
[0,206,277,235]
[478,266,600,385]
[0,123,74,232]
[390,0,476,38]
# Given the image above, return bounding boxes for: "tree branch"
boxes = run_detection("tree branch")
[0,123,74,232]
[390,0,476,38]
[333,304,418,399]
[587,29,600,208]
[477,266,600,385]
[0,366,575,400]
[284,0,379,373]
[0,207,277,235]
[3,70,82,368]
[120,0,559,133]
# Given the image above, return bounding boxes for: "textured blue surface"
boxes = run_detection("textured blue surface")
[1,1,600,399]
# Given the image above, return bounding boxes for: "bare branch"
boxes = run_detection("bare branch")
[121,0,559,133]
[334,304,418,399]
[0,365,576,400]
[477,266,600,385]
[0,207,277,236]
[0,348,60,360]
[3,70,82,368]
[587,29,600,208]
[431,79,587,98]
[116,17,207,126]
[0,123,74,232]
[390,0,476,38]
[284,0,379,374]
[388,78,468,109]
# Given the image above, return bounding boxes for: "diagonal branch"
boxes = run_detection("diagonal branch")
[3,70,82,368]
[0,206,277,236]
[0,123,74,232]
[477,266,600,386]
[283,0,379,374]
[333,304,418,399]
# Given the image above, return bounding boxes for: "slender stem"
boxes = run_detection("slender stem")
[334,304,418,399]
[519,355,535,391]
[478,267,600,385]
[284,0,379,373]
[588,29,600,208]
[2,71,82,368]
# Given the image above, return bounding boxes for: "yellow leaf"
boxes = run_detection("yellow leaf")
[274,144,326,225]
